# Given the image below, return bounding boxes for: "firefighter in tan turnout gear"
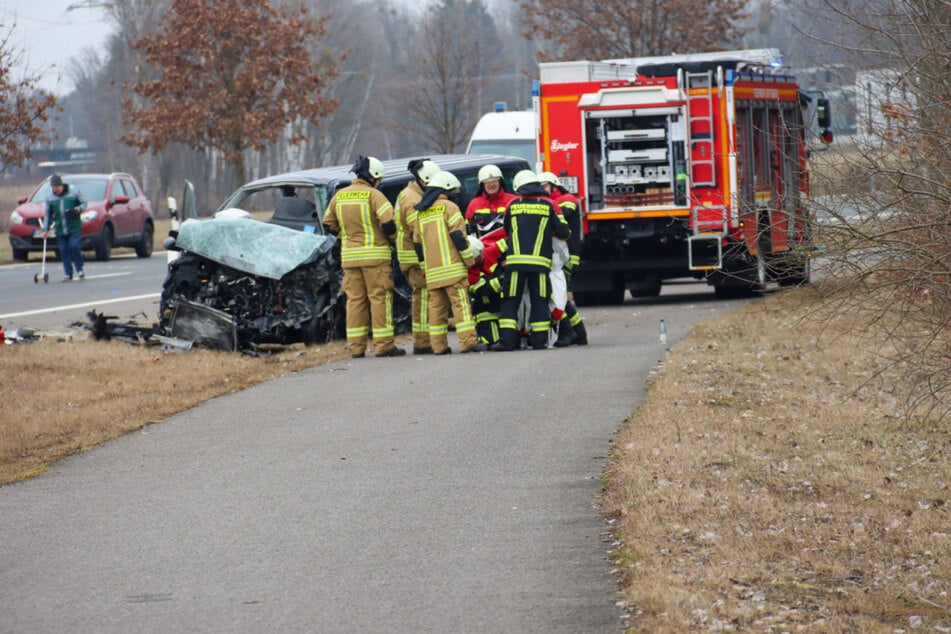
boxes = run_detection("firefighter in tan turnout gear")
[395,158,440,354]
[324,156,406,358]
[412,171,484,355]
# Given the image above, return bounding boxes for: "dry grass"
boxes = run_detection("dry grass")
[602,285,949,632]
[0,335,351,483]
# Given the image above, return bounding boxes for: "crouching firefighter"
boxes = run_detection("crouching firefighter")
[467,227,506,346]
[412,171,484,354]
[324,155,405,358]
[493,170,571,351]
[396,158,441,354]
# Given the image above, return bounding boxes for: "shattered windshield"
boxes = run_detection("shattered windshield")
[175,218,336,280]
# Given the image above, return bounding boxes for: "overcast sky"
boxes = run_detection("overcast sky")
[2,0,115,96]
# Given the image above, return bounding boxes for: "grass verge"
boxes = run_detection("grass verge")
[601,285,949,632]
[0,336,350,484]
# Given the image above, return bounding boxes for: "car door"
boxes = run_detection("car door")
[120,178,150,238]
[108,178,134,240]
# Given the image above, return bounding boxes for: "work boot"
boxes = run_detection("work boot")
[413,346,433,355]
[573,321,588,345]
[553,321,577,347]
[377,347,406,357]
[461,342,487,353]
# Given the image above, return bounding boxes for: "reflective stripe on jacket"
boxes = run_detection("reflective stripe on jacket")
[395,181,424,266]
[503,195,570,272]
[324,179,394,268]
[550,190,582,266]
[413,195,472,289]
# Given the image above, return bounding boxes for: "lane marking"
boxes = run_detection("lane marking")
[0,293,161,319]
[78,272,133,280]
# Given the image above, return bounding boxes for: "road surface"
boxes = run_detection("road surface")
[0,252,168,334]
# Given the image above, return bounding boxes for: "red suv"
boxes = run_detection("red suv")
[8,172,154,261]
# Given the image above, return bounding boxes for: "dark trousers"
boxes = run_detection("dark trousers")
[56,233,83,278]
[498,270,550,350]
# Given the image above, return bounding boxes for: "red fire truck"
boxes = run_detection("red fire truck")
[534,48,831,303]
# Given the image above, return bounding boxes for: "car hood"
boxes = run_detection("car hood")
[174,218,337,280]
[13,201,46,219]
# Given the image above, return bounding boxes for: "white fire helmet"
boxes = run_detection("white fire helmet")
[478,164,503,183]
[417,160,440,184]
[512,169,538,192]
[428,170,461,192]
[367,156,386,179]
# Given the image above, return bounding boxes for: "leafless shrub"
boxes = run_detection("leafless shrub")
[798,0,950,420]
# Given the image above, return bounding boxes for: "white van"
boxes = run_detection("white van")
[466,109,536,165]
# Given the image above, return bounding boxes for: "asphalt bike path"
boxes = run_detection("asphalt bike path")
[0,287,738,632]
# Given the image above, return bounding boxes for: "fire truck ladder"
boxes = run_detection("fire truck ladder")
[687,205,727,271]
[686,71,716,187]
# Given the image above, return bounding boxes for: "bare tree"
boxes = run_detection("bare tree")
[389,0,501,153]
[793,0,951,419]
[519,0,750,61]
[0,24,59,174]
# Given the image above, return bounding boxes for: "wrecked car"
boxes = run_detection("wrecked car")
[160,214,343,352]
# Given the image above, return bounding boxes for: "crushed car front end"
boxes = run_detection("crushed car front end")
[159,218,343,352]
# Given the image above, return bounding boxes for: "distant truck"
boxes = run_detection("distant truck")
[466,106,537,165]
[534,48,832,303]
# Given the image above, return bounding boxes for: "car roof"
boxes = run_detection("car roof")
[240,154,529,191]
[47,173,134,181]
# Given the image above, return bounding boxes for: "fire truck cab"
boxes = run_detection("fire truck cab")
[536,48,824,303]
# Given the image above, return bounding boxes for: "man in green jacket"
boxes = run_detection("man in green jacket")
[43,174,86,282]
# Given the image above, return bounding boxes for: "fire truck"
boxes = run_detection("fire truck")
[534,48,831,303]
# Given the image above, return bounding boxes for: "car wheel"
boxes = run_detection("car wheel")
[95,225,113,261]
[11,248,28,261]
[135,222,154,258]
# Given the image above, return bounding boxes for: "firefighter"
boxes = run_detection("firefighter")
[395,158,441,354]
[324,155,405,358]
[465,164,515,237]
[466,227,506,346]
[412,171,484,355]
[538,171,588,346]
[492,170,571,351]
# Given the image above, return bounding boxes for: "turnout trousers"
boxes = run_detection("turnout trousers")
[499,270,550,350]
[428,279,477,354]
[342,261,397,356]
[401,264,430,350]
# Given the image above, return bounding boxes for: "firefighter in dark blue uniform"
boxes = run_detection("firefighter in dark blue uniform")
[491,170,571,351]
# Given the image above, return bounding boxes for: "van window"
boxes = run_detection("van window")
[468,140,536,165]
